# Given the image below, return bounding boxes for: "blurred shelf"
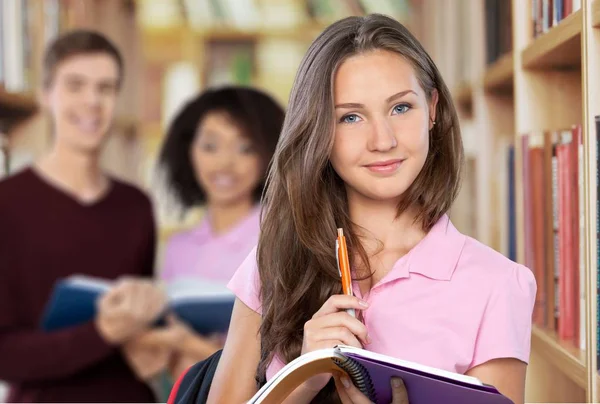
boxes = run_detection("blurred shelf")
[195,25,324,41]
[0,89,38,130]
[531,325,587,389]
[142,24,325,42]
[593,0,600,27]
[483,52,514,93]
[454,81,473,110]
[113,115,138,135]
[522,10,582,69]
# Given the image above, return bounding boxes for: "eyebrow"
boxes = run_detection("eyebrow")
[334,90,417,109]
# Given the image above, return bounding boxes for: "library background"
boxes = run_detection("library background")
[1,0,600,402]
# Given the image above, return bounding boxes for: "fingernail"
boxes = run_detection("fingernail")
[359,300,369,307]
[392,377,403,388]
[366,334,371,344]
[341,376,351,389]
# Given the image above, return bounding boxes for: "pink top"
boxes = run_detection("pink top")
[161,205,261,283]
[227,214,536,381]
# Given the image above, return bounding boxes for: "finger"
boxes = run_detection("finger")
[134,282,159,322]
[312,327,362,349]
[333,375,355,404]
[313,295,369,318]
[309,312,369,345]
[390,377,409,404]
[336,374,373,403]
[134,329,175,347]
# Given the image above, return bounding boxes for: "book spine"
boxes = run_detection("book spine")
[552,140,560,329]
[544,131,556,330]
[596,116,600,369]
[530,138,546,325]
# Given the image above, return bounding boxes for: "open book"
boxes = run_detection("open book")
[40,275,235,335]
[248,345,513,404]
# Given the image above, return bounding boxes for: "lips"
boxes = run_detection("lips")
[364,159,404,174]
[71,116,102,134]
[210,173,237,189]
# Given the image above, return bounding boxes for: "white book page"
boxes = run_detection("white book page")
[166,277,235,302]
[66,275,112,292]
[249,348,340,403]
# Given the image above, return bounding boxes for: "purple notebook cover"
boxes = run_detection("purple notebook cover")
[346,353,514,404]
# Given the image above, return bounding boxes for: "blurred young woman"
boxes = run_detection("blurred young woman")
[126,86,284,384]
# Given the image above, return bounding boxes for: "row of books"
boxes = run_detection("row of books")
[521,124,584,350]
[532,0,581,38]
[0,0,65,93]
[484,0,512,66]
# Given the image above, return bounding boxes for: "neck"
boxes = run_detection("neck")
[207,199,255,235]
[348,193,426,255]
[35,141,106,200]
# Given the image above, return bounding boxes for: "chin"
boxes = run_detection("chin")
[209,192,251,207]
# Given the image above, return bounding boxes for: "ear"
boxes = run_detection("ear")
[428,89,439,130]
[37,86,51,110]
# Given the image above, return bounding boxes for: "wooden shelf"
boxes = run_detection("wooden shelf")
[113,115,138,136]
[142,24,325,42]
[0,90,38,130]
[0,90,36,113]
[483,52,514,93]
[522,9,582,69]
[195,25,324,41]
[531,325,587,389]
[454,81,473,110]
[593,0,600,27]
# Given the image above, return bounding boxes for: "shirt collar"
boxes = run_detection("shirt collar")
[192,205,261,248]
[378,214,466,284]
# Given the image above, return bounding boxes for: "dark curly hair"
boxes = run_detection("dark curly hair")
[157,86,285,212]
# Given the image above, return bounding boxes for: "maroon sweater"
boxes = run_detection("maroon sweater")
[0,168,157,403]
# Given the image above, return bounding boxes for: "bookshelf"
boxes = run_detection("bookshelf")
[0,90,37,129]
[426,0,599,402]
[593,0,600,26]
[522,9,582,69]
[482,51,514,93]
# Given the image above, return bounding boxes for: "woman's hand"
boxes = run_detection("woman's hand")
[122,335,172,381]
[300,295,370,393]
[96,278,168,344]
[334,375,409,404]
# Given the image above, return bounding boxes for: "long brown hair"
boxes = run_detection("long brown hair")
[256,13,464,395]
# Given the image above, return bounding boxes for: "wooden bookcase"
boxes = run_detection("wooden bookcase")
[425,0,600,402]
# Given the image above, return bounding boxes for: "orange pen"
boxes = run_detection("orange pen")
[336,228,356,318]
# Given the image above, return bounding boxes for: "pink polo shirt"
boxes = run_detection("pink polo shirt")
[227,214,537,381]
[161,205,261,284]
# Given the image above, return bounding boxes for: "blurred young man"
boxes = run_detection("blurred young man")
[0,30,168,402]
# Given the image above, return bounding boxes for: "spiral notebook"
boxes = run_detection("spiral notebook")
[247,345,514,404]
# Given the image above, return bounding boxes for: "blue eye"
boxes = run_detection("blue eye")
[239,144,255,154]
[200,143,217,152]
[340,114,362,124]
[392,104,410,114]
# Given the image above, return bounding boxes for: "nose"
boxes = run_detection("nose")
[83,87,101,107]
[367,116,397,152]
[216,147,236,169]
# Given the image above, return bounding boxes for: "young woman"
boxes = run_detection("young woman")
[203,15,535,404]
[149,86,285,378]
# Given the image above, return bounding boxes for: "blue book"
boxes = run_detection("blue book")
[40,275,235,335]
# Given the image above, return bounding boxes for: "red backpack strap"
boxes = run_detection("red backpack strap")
[166,350,224,403]
[167,366,192,404]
